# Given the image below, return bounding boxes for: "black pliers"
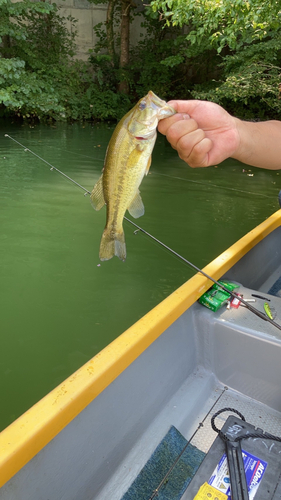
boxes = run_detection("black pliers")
[211,408,249,500]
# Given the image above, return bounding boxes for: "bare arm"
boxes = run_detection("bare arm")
[158,100,281,170]
[232,118,281,170]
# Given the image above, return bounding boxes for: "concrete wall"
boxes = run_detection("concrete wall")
[56,0,144,60]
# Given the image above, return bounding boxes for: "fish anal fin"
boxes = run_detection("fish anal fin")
[99,228,126,262]
[127,190,145,219]
[90,174,105,211]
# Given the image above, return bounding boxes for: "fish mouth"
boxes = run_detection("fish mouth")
[128,91,176,139]
[135,102,175,128]
[134,128,156,140]
[136,105,175,131]
[158,104,176,117]
[133,105,175,138]
[148,91,176,117]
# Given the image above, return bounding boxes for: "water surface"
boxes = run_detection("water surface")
[0,120,280,430]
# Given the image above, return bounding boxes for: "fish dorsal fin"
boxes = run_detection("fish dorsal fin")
[90,174,105,211]
[128,190,145,219]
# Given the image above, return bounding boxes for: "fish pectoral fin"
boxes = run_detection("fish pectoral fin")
[145,156,151,175]
[127,147,143,166]
[128,190,145,219]
[129,148,151,176]
[90,174,105,211]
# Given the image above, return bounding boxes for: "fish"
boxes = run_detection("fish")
[90,91,176,261]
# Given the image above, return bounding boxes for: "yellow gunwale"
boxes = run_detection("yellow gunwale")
[1,209,281,488]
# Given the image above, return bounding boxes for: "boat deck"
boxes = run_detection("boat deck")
[1,282,281,500]
[210,281,281,341]
[260,262,281,297]
[95,369,281,500]
[190,386,281,454]
[96,279,281,500]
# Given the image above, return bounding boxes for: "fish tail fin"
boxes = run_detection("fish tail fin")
[99,228,126,262]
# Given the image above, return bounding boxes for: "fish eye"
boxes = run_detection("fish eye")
[139,101,146,110]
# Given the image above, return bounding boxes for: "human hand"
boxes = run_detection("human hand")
[158,100,240,167]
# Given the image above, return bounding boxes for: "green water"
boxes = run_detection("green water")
[0,120,280,431]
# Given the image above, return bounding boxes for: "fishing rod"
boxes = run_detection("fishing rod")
[4,133,281,331]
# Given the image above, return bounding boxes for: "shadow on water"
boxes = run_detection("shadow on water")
[0,120,280,430]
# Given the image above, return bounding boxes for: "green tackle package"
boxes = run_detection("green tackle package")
[198,281,240,312]
[212,280,240,293]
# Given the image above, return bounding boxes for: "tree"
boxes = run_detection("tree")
[0,0,133,121]
[89,0,137,94]
[118,0,132,93]
[149,0,281,53]
[192,33,281,119]
[0,0,76,119]
[147,0,281,118]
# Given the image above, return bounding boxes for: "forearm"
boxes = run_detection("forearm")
[232,118,281,170]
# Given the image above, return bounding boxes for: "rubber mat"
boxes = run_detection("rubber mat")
[121,425,205,500]
[268,276,281,297]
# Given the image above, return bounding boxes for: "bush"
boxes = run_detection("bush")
[0,0,131,122]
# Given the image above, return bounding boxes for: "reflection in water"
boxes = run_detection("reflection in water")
[0,120,280,430]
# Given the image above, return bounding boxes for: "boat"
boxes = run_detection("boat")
[1,208,281,500]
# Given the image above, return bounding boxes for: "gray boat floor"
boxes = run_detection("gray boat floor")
[260,262,281,297]
[95,276,281,500]
[95,367,281,500]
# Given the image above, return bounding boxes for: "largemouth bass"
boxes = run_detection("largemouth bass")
[91,91,175,261]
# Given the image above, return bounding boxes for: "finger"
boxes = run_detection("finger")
[166,119,200,150]
[166,100,203,116]
[183,137,213,168]
[158,113,190,135]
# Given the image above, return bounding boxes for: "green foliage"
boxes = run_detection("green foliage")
[149,0,281,52]
[192,33,281,119]
[90,10,206,101]
[55,60,131,120]
[145,0,281,119]
[0,0,131,121]
[0,0,72,119]
[128,24,185,98]
[0,57,64,118]
[89,51,119,91]
[126,11,222,100]
[1,0,280,122]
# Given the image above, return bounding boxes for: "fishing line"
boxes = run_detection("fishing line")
[33,147,276,198]
[45,145,104,161]
[5,133,281,331]
[4,134,90,194]
[152,171,274,199]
